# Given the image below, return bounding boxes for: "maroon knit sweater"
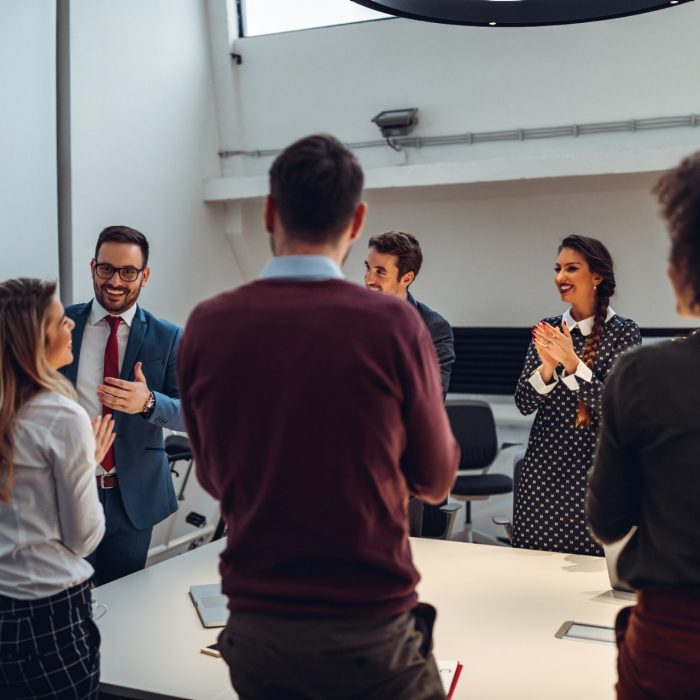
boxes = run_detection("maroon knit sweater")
[178,279,458,617]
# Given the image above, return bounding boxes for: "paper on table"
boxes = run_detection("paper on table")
[437,659,463,699]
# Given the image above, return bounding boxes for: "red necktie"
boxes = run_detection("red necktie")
[101,315,121,472]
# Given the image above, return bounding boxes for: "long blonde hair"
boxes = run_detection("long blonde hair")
[0,278,76,501]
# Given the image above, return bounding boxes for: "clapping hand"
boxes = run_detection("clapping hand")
[533,321,579,374]
[532,322,558,370]
[92,414,115,464]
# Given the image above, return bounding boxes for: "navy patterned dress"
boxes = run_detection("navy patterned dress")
[512,314,641,556]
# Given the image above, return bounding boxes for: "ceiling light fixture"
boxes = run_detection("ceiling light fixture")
[351,0,692,27]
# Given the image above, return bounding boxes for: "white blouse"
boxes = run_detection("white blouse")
[0,391,105,599]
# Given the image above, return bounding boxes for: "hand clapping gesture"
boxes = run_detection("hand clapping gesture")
[532,321,580,375]
[92,414,116,465]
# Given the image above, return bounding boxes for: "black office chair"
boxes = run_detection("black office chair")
[165,434,194,502]
[162,433,215,546]
[447,400,514,544]
[492,448,526,543]
[408,497,462,540]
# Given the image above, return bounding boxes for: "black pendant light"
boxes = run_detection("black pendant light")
[351,0,691,27]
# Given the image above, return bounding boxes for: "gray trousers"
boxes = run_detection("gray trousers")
[218,608,447,700]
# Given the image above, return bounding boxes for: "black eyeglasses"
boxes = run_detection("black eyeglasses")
[94,262,145,283]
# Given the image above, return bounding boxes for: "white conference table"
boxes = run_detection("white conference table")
[94,537,634,700]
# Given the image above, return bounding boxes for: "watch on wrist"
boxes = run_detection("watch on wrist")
[142,391,156,416]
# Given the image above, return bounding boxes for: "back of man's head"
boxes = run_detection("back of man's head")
[269,134,364,244]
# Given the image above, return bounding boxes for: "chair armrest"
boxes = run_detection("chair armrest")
[437,503,462,540]
[440,504,462,513]
[492,515,512,542]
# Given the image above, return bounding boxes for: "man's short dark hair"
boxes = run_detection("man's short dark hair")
[95,225,150,266]
[269,134,364,244]
[368,231,423,280]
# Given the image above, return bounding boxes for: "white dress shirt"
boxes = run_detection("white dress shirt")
[76,299,137,475]
[529,307,616,394]
[0,391,105,599]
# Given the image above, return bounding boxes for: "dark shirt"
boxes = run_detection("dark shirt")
[587,332,700,588]
[407,292,456,395]
[178,278,459,617]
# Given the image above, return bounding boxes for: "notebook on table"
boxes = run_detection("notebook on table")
[189,583,229,628]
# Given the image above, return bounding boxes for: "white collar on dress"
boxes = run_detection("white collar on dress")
[562,306,615,336]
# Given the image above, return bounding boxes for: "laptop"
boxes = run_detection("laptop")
[603,528,636,594]
[189,583,229,628]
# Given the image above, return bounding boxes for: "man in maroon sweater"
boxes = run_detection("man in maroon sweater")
[178,134,459,700]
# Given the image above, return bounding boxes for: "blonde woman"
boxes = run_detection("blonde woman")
[0,278,113,699]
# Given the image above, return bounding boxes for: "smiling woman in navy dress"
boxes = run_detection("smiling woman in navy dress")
[512,235,641,556]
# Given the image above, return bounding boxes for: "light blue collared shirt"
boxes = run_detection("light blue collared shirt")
[259,255,344,281]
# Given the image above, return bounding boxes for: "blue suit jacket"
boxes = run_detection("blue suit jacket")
[62,301,184,530]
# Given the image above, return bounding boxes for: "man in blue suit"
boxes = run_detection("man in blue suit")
[62,225,184,585]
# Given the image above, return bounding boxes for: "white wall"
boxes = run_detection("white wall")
[0,1,59,282]
[237,171,678,327]
[224,3,700,176]
[213,2,700,328]
[68,0,242,325]
[1,0,694,329]
[359,175,676,327]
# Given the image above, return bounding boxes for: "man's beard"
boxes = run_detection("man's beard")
[94,281,141,313]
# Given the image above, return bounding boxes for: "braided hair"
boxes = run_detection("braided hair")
[558,236,616,429]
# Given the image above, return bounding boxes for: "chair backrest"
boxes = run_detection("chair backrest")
[164,433,192,462]
[446,400,498,471]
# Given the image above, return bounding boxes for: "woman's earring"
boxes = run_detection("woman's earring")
[593,285,597,291]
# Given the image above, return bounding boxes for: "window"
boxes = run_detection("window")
[241,0,393,37]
